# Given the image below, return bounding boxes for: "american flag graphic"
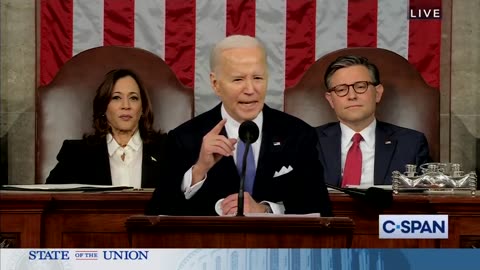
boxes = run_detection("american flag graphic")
[39,0,441,115]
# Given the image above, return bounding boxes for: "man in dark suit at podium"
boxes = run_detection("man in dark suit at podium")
[148,35,332,217]
[316,55,432,188]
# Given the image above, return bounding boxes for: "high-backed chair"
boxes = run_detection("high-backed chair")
[36,46,194,183]
[285,47,439,161]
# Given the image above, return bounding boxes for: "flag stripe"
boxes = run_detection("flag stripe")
[285,0,316,88]
[39,0,443,115]
[315,0,348,59]
[40,0,73,85]
[135,0,165,58]
[377,0,408,59]
[194,0,226,115]
[165,0,196,88]
[347,0,378,47]
[226,0,256,36]
[256,0,286,111]
[73,0,103,56]
[408,0,441,88]
[104,0,135,46]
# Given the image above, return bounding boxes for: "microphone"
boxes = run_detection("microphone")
[326,184,393,208]
[237,120,259,216]
[239,120,260,144]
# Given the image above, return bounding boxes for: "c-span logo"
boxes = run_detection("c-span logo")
[379,215,448,239]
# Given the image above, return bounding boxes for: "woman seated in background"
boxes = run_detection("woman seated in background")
[46,69,167,188]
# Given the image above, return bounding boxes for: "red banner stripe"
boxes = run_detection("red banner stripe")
[408,0,442,88]
[103,0,135,46]
[165,0,196,88]
[226,0,256,36]
[39,0,73,85]
[37,1,442,91]
[347,0,377,47]
[285,0,316,88]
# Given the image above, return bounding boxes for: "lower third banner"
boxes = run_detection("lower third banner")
[0,248,478,270]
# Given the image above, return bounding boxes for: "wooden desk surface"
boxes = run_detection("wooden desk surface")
[126,215,354,248]
[1,191,480,248]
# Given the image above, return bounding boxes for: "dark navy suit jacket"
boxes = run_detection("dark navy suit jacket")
[148,104,332,216]
[316,121,432,187]
[46,133,168,188]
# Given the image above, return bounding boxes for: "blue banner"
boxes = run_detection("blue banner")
[0,249,477,270]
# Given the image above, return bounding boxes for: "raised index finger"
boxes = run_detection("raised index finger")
[209,119,227,135]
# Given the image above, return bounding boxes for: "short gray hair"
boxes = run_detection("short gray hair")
[209,35,267,72]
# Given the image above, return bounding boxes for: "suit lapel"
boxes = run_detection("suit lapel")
[141,143,156,187]
[211,104,241,186]
[96,141,113,185]
[319,124,342,187]
[255,111,270,191]
[374,122,397,185]
[252,106,284,195]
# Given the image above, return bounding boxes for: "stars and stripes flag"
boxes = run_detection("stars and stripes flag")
[39,0,441,115]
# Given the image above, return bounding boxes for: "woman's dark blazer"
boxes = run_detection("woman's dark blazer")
[45,133,168,188]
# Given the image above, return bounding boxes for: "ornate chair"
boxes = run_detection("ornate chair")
[284,47,439,161]
[36,46,194,183]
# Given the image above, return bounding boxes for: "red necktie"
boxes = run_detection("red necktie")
[342,133,363,187]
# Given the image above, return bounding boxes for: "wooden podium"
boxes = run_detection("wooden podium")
[125,215,354,248]
[3,191,480,248]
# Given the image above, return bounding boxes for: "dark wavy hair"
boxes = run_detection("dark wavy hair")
[86,69,157,142]
[324,55,380,90]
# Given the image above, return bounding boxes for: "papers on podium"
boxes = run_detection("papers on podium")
[344,184,392,190]
[0,184,134,192]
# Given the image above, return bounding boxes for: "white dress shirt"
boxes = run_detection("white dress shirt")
[340,119,376,186]
[107,131,143,188]
[180,105,285,215]
[181,105,263,197]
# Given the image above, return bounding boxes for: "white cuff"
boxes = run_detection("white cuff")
[214,198,224,216]
[215,199,285,216]
[181,166,206,199]
[259,201,285,214]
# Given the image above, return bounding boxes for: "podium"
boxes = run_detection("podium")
[4,191,480,248]
[125,215,354,248]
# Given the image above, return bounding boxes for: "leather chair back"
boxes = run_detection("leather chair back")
[36,46,194,183]
[284,47,439,161]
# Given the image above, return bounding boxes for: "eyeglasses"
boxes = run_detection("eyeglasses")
[328,81,377,97]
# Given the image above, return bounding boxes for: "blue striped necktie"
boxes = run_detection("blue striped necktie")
[236,140,256,194]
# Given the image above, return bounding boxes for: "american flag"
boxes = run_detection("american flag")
[39,0,441,115]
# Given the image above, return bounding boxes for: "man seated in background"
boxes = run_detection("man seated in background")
[316,55,432,188]
[147,35,332,216]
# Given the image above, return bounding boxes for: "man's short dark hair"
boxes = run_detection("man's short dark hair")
[324,55,380,89]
